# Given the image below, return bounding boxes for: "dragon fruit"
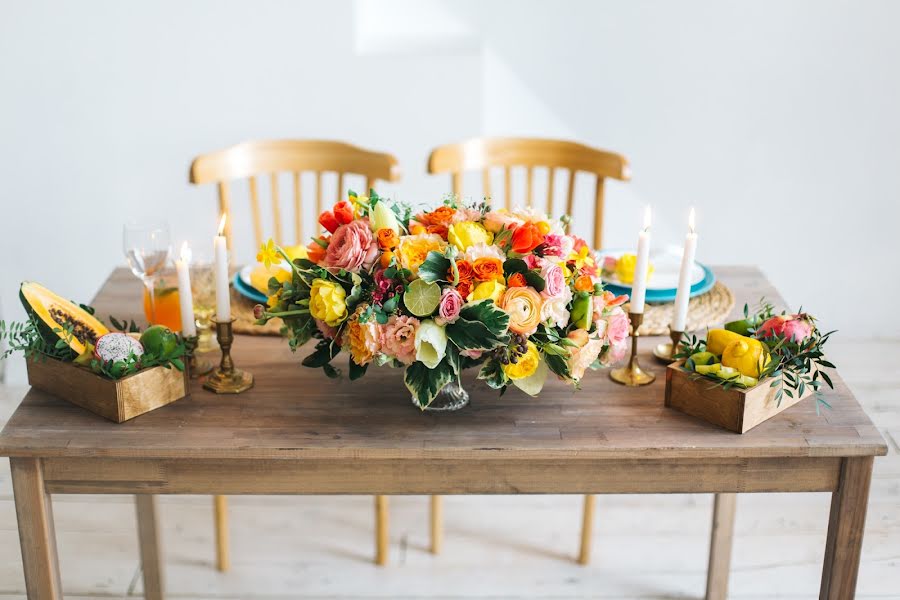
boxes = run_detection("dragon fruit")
[756,313,814,342]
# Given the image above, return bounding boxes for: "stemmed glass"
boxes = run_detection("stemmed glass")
[123,220,171,325]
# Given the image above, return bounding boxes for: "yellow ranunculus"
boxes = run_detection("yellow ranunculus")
[448,221,493,252]
[613,253,653,285]
[396,233,446,277]
[469,280,506,304]
[309,278,348,327]
[503,341,540,380]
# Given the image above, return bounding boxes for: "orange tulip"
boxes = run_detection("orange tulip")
[511,222,544,254]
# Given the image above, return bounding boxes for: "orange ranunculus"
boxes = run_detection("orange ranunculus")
[455,259,474,282]
[574,275,594,292]
[473,257,504,281]
[380,250,394,269]
[426,224,449,239]
[499,286,543,335]
[507,272,527,288]
[423,205,456,226]
[307,236,329,263]
[456,279,473,300]
[511,222,545,254]
[377,227,399,250]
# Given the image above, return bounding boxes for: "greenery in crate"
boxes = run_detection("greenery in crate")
[1,282,186,380]
[675,299,835,410]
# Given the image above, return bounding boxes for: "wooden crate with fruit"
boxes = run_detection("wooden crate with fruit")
[664,303,833,433]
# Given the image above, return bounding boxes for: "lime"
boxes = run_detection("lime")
[403,279,441,317]
[695,363,721,375]
[689,351,717,366]
[714,366,740,381]
[140,325,178,356]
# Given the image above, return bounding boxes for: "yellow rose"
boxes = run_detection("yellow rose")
[503,341,540,380]
[396,233,446,277]
[448,221,493,251]
[469,280,506,304]
[309,278,348,327]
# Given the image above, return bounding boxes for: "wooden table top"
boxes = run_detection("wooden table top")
[0,267,887,461]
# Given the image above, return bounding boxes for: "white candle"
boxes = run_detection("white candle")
[671,208,698,332]
[214,214,231,322]
[175,242,197,337]
[630,206,652,314]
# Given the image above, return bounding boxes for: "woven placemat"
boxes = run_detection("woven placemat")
[631,282,735,336]
[232,280,735,338]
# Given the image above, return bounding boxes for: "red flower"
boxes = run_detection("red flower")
[511,222,544,254]
[307,235,329,263]
[333,201,354,225]
[318,211,339,234]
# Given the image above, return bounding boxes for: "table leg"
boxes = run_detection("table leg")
[706,492,737,600]
[820,456,874,600]
[577,494,595,565]
[135,495,165,600]
[10,457,63,600]
[214,495,230,572]
[375,495,389,565]
[430,495,443,554]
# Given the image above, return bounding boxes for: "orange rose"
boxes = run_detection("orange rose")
[377,228,399,250]
[456,279,473,300]
[473,257,504,281]
[574,275,594,292]
[424,205,456,225]
[426,224,449,239]
[507,272,527,288]
[455,259,474,283]
[499,287,543,335]
[511,222,545,254]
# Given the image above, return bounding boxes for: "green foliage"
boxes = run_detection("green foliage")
[406,357,455,408]
[477,358,508,390]
[445,300,510,350]
[418,251,453,284]
[0,316,74,363]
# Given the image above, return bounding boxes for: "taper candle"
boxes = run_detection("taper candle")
[214,214,231,322]
[671,208,698,332]
[175,242,196,337]
[630,206,652,314]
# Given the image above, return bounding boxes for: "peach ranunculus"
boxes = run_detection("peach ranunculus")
[473,257,504,282]
[377,228,399,250]
[343,304,381,366]
[567,336,605,381]
[499,286,543,335]
[396,232,447,277]
[380,314,420,364]
[323,219,379,272]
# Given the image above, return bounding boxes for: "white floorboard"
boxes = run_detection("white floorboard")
[0,337,896,598]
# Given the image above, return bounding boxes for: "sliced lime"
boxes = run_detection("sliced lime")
[695,363,722,375]
[403,279,441,317]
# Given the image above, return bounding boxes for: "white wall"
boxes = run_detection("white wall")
[2,0,898,383]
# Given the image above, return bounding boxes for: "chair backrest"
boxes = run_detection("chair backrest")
[190,140,401,248]
[427,137,630,249]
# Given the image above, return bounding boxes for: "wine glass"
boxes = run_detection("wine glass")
[123,220,171,325]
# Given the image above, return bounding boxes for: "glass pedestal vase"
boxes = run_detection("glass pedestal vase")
[414,381,470,411]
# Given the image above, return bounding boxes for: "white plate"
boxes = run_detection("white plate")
[598,246,704,291]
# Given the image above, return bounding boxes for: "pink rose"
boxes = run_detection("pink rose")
[599,339,628,366]
[540,263,565,298]
[604,307,630,345]
[438,288,463,323]
[323,219,379,272]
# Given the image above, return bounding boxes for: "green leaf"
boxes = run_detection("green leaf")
[302,340,341,368]
[503,258,528,275]
[446,300,510,350]
[406,359,455,408]
[478,358,508,389]
[544,353,571,379]
[417,251,452,284]
[349,359,368,380]
[523,271,546,292]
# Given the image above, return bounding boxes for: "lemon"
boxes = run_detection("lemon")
[403,279,441,317]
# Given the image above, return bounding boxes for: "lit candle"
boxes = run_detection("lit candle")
[175,242,197,337]
[630,206,652,314]
[671,208,698,332]
[214,214,231,322]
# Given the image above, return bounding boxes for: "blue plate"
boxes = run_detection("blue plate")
[233,273,268,304]
[602,263,716,304]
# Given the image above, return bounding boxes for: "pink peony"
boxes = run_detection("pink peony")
[316,319,338,340]
[604,307,630,345]
[523,254,541,269]
[438,288,463,323]
[757,314,814,342]
[540,263,565,298]
[380,315,420,364]
[323,219,379,272]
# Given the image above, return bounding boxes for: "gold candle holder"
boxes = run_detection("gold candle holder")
[653,329,685,363]
[202,317,254,394]
[183,335,213,379]
[610,312,656,386]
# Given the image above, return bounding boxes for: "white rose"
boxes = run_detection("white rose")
[540,287,572,328]
[414,319,447,369]
[463,242,506,263]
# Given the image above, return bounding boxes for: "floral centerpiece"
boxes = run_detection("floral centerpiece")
[254,191,630,409]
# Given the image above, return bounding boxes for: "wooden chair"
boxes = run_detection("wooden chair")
[189,139,401,568]
[427,137,631,564]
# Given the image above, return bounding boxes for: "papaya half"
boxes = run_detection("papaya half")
[19,281,109,355]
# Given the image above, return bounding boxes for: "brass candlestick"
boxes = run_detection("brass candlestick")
[203,317,254,394]
[653,329,685,363]
[183,334,213,378]
[610,312,656,386]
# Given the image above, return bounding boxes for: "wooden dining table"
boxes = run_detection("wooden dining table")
[0,266,887,600]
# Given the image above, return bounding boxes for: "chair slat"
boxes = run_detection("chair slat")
[315,171,323,229]
[337,172,345,203]
[482,168,491,204]
[593,177,605,250]
[293,172,302,245]
[546,167,556,216]
[249,176,263,247]
[565,169,576,232]
[452,173,461,198]
[504,167,511,210]
[526,166,533,208]
[364,177,373,197]
[270,173,283,244]
[217,181,233,250]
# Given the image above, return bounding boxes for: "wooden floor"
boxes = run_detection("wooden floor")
[0,338,896,599]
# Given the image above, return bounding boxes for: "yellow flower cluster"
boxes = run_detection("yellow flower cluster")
[309,278,348,326]
[502,341,540,380]
[397,233,446,277]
